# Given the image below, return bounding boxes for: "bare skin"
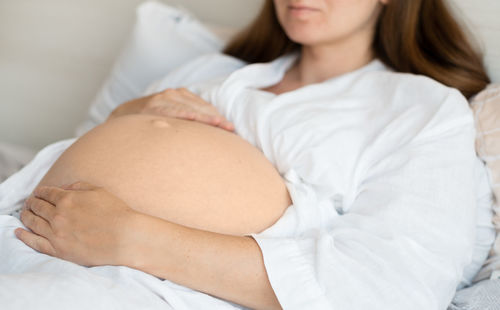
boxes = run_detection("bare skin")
[36,114,292,236]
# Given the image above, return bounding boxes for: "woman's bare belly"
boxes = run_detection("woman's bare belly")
[37,114,292,236]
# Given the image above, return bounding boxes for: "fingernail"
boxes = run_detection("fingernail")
[14,229,21,237]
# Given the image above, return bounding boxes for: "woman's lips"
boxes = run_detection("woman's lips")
[288,5,320,17]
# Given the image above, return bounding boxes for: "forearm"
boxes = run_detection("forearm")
[120,213,282,310]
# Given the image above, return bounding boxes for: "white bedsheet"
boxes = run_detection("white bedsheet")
[0,139,248,310]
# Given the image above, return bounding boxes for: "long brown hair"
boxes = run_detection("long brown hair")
[223,0,490,99]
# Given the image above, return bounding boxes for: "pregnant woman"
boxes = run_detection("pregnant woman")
[13,0,494,309]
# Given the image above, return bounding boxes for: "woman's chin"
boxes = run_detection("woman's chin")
[286,31,329,47]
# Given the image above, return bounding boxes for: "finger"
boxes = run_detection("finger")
[175,108,197,120]
[196,104,219,115]
[27,196,57,222]
[207,114,234,129]
[191,94,213,106]
[15,227,56,256]
[194,114,233,130]
[64,181,100,191]
[220,121,235,131]
[195,113,223,125]
[33,186,66,205]
[20,208,54,240]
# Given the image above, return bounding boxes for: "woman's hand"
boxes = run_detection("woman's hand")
[108,88,235,132]
[15,183,282,309]
[15,182,139,267]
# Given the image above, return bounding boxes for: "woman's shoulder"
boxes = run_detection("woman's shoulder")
[366,65,462,99]
[350,66,475,145]
[362,67,472,122]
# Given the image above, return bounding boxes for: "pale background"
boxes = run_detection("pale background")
[0,0,499,150]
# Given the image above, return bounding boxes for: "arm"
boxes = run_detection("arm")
[246,90,479,309]
[18,182,280,309]
[112,91,478,309]
[121,213,282,310]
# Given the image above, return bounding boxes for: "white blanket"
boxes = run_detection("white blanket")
[0,139,248,310]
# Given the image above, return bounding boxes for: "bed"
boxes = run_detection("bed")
[0,0,500,309]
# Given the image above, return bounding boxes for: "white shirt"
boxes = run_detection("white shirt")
[146,52,496,309]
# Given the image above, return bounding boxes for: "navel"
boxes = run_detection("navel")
[151,119,171,128]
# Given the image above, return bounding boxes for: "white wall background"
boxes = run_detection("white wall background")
[0,0,263,150]
[0,0,498,150]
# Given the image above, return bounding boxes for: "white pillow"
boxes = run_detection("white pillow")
[75,1,230,136]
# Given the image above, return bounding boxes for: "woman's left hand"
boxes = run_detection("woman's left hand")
[15,181,138,267]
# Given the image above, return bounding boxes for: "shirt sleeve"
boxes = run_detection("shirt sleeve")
[250,89,478,310]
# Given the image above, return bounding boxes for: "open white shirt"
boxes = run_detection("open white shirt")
[145,52,495,310]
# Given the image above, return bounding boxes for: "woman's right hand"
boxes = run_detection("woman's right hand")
[107,88,235,132]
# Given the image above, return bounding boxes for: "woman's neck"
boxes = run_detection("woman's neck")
[291,32,376,86]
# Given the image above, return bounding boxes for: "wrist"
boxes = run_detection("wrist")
[115,211,151,267]
[116,211,174,272]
